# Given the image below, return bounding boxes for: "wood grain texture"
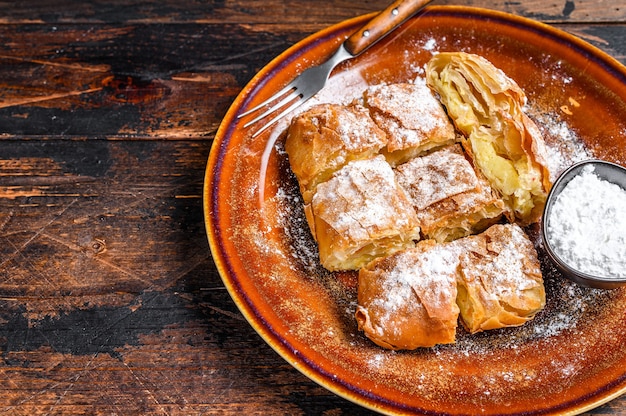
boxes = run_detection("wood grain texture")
[0,22,624,139]
[0,1,624,415]
[0,0,624,23]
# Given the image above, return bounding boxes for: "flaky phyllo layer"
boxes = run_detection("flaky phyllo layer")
[356,224,545,350]
[426,52,551,224]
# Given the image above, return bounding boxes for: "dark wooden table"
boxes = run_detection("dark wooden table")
[0,1,624,414]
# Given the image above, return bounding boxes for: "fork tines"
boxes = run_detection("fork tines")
[238,83,303,137]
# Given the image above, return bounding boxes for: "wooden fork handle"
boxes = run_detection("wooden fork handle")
[344,0,433,56]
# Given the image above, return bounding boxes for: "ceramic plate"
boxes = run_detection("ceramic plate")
[205,6,626,415]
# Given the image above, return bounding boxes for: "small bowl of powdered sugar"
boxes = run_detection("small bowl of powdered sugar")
[542,159,626,289]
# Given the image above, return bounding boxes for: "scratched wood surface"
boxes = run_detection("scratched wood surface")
[0,1,624,415]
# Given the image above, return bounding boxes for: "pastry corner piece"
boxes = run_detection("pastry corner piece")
[395,144,510,242]
[356,240,460,350]
[363,81,457,166]
[285,103,387,204]
[355,223,546,349]
[425,52,551,224]
[456,223,546,333]
[311,155,420,271]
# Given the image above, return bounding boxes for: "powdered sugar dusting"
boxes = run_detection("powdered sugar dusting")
[528,110,592,181]
[482,225,542,296]
[424,38,438,52]
[547,164,626,278]
[365,80,454,151]
[395,145,479,210]
[332,104,386,151]
[313,156,416,242]
[371,242,462,328]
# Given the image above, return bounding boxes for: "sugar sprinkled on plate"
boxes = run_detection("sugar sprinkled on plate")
[527,110,592,181]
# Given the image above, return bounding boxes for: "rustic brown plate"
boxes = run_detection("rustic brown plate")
[204,6,626,415]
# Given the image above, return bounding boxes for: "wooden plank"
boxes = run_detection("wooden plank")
[0,22,624,139]
[0,0,624,24]
[0,139,206,309]
[0,24,262,138]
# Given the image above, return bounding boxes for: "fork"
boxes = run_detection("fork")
[238,0,434,137]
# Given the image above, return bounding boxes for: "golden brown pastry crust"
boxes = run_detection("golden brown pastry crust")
[356,239,461,350]
[311,155,421,271]
[426,52,551,224]
[285,103,387,204]
[395,145,510,242]
[356,223,545,349]
[394,144,478,210]
[363,82,456,166]
[456,223,546,333]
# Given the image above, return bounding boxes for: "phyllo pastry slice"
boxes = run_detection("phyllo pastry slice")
[356,239,461,350]
[395,144,509,242]
[310,155,421,271]
[363,81,457,166]
[426,52,551,224]
[285,103,387,204]
[455,223,546,333]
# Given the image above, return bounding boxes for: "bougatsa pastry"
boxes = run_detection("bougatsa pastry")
[395,144,510,242]
[456,223,546,333]
[355,223,545,349]
[363,81,457,166]
[426,52,551,224]
[310,155,421,271]
[395,144,478,210]
[285,103,387,204]
[355,239,461,350]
